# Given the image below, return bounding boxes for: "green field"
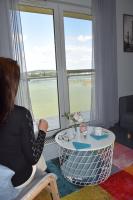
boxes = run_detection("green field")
[29,76,91,120]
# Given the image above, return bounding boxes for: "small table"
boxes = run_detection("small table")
[55,127,115,186]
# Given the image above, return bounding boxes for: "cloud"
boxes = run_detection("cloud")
[65,45,92,69]
[77,35,92,42]
[24,44,56,71]
[24,42,92,71]
[66,35,92,43]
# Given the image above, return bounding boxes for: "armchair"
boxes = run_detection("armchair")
[119,95,133,131]
[15,171,60,200]
[0,164,60,200]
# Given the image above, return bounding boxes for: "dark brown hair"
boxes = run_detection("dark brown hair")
[0,57,20,123]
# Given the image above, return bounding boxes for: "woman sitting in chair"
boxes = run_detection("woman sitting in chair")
[0,57,48,189]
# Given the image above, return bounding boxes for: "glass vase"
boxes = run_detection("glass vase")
[72,124,78,138]
[79,122,88,138]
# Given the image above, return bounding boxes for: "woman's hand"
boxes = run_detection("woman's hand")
[38,119,48,133]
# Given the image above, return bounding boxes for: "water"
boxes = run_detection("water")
[29,76,92,130]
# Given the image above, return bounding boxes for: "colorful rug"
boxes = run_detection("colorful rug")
[35,143,133,200]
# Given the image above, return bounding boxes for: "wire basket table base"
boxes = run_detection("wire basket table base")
[59,144,114,186]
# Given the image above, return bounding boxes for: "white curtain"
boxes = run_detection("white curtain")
[0,0,46,171]
[91,0,118,128]
[0,0,13,58]
[0,0,32,113]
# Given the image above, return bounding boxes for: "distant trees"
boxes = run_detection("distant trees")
[28,70,56,79]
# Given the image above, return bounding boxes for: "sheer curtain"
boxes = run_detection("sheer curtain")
[91,0,118,128]
[0,0,32,112]
[10,2,32,113]
[0,0,46,171]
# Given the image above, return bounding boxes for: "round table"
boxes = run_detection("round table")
[55,126,115,186]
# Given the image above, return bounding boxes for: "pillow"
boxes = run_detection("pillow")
[0,165,20,200]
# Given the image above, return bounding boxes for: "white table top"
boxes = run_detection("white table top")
[55,126,115,151]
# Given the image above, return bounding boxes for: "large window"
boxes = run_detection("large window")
[20,3,93,134]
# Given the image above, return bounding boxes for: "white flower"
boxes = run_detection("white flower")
[73,112,83,123]
[64,112,83,125]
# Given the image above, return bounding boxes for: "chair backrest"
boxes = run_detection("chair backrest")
[119,95,133,113]
[0,165,20,200]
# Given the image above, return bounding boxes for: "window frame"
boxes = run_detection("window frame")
[19,0,92,137]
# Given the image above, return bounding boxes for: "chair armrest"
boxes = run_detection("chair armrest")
[15,173,60,200]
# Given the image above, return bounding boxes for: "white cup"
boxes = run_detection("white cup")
[95,127,102,136]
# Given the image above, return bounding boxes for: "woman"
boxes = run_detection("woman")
[0,57,48,188]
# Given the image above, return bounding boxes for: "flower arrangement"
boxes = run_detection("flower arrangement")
[64,112,83,132]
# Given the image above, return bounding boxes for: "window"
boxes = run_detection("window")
[64,12,93,119]
[19,3,92,135]
[20,6,60,131]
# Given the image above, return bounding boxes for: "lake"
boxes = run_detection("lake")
[29,76,92,129]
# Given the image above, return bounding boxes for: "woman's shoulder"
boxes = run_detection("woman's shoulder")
[14,105,31,116]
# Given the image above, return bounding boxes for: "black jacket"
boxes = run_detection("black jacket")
[0,105,46,187]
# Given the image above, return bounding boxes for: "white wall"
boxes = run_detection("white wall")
[116,0,133,98]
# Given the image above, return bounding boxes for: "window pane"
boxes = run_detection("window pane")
[64,14,92,121]
[20,9,60,130]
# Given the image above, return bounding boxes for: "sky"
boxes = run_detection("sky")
[20,12,92,72]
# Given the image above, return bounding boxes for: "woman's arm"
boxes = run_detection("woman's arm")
[21,110,48,165]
